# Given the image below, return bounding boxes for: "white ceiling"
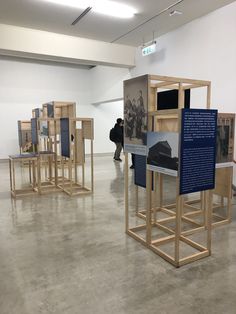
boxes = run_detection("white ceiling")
[0,0,234,47]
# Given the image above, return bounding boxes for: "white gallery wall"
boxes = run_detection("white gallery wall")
[0,59,128,159]
[131,2,236,115]
[131,1,236,182]
[90,65,130,154]
[0,58,128,159]
[0,58,90,159]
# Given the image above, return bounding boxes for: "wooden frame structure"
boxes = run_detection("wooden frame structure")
[17,120,33,154]
[125,74,214,267]
[163,113,235,228]
[212,113,235,226]
[42,101,76,119]
[9,154,38,197]
[12,100,94,198]
[58,117,94,196]
[36,151,60,194]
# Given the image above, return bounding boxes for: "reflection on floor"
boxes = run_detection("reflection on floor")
[0,156,235,314]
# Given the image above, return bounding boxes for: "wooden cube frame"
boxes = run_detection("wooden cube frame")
[36,151,61,194]
[9,154,38,198]
[58,118,94,196]
[125,74,214,267]
[42,101,76,119]
[18,120,33,154]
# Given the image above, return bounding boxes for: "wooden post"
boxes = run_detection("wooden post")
[207,83,211,109]
[135,185,139,214]
[37,156,41,195]
[178,83,184,109]
[62,157,65,191]
[82,157,85,188]
[9,159,13,192]
[227,168,233,222]
[206,190,213,254]
[125,153,129,233]
[146,169,152,245]
[175,180,182,266]
[91,139,94,192]
[32,160,37,190]
[153,172,158,223]
[12,159,16,192]
[29,161,32,184]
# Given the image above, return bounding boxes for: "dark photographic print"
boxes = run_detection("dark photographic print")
[124,75,148,155]
[147,132,179,176]
[21,130,33,152]
[216,113,235,165]
[40,120,49,137]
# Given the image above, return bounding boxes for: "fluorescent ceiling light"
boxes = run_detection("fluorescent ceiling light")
[43,0,136,18]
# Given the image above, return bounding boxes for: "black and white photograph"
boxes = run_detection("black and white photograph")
[216,113,235,166]
[40,120,49,137]
[21,130,33,152]
[147,131,179,176]
[124,75,148,155]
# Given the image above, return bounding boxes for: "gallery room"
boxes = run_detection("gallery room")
[0,0,236,313]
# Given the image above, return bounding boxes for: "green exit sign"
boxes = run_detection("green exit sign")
[142,43,156,56]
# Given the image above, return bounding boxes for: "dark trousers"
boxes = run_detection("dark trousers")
[114,142,122,159]
[131,153,135,166]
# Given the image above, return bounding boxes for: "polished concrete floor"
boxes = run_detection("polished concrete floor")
[0,156,236,314]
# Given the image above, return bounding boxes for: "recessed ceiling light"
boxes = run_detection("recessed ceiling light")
[169,10,183,17]
[43,0,137,18]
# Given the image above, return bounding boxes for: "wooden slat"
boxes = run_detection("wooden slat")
[125,153,129,232]
[151,235,175,245]
[155,222,175,235]
[180,236,206,252]
[129,224,146,232]
[150,74,210,86]
[182,216,202,227]
[181,226,205,237]
[179,251,209,267]
[149,245,176,267]
[127,230,147,247]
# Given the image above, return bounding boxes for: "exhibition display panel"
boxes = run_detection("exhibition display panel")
[10,101,94,198]
[58,117,94,196]
[124,74,234,267]
[17,120,33,154]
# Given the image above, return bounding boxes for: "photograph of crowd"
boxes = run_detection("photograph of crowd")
[216,113,235,164]
[124,75,148,146]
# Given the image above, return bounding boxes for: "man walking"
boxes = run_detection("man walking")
[113,118,123,162]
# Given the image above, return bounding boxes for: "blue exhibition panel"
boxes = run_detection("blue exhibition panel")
[47,103,54,118]
[60,118,70,158]
[134,154,146,188]
[31,118,38,145]
[180,108,217,195]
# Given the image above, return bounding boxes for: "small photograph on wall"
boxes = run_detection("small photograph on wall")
[147,132,179,177]
[124,75,148,156]
[216,113,235,167]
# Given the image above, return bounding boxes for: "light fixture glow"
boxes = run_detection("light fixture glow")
[169,10,183,17]
[44,0,136,18]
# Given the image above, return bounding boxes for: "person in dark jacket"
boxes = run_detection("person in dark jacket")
[113,118,123,162]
